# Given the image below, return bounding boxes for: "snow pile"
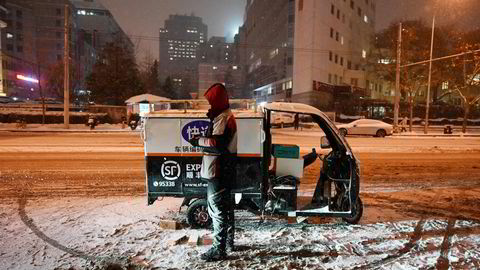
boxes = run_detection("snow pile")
[1,197,479,269]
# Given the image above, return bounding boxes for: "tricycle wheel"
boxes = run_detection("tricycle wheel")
[186,199,211,229]
[341,197,363,224]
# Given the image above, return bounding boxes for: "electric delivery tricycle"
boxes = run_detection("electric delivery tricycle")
[143,101,362,228]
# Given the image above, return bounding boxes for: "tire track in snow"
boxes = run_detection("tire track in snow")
[17,196,96,261]
[353,218,426,269]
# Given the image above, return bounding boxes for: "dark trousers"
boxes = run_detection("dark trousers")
[207,177,234,251]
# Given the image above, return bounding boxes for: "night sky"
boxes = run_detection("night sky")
[99,0,245,60]
[99,0,478,61]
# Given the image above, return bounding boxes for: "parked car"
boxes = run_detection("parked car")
[271,112,294,128]
[337,119,393,137]
[0,97,12,103]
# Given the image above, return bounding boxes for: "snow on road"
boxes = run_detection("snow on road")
[1,196,479,269]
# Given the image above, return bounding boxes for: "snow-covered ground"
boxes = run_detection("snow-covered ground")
[1,196,479,269]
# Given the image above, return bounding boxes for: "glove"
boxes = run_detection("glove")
[189,136,200,146]
[206,109,213,120]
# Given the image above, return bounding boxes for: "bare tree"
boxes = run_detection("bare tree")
[372,21,433,129]
[447,30,480,133]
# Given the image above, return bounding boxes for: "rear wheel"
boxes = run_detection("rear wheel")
[376,129,386,137]
[341,197,363,224]
[339,128,347,137]
[186,199,211,228]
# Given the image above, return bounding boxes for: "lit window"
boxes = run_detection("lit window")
[6,32,13,39]
[341,36,344,45]
[269,48,279,59]
[378,59,391,64]
[362,50,367,58]
[232,65,238,70]
[213,66,218,70]
[364,15,368,23]
[441,82,449,90]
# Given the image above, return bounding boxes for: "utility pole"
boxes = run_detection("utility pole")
[37,63,45,125]
[394,22,402,132]
[424,14,436,134]
[64,5,70,129]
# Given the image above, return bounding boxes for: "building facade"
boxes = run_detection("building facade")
[0,0,37,98]
[0,0,129,100]
[293,0,376,109]
[71,0,132,92]
[159,14,207,98]
[199,36,233,65]
[242,0,295,102]
[244,0,376,110]
[197,36,243,98]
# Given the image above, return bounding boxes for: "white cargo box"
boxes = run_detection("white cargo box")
[143,110,264,158]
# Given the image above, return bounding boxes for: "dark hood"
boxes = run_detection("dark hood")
[204,83,229,119]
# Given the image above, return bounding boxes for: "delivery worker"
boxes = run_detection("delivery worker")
[189,83,237,261]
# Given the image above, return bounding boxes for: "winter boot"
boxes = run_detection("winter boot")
[200,247,227,262]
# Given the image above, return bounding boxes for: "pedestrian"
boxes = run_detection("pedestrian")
[294,113,299,130]
[189,83,237,262]
[400,116,408,132]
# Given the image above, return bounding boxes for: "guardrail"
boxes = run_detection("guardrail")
[0,103,87,112]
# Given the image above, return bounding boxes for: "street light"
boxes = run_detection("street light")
[424,9,436,134]
[424,0,464,133]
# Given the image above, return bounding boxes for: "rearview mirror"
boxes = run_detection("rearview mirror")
[321,136,331,149]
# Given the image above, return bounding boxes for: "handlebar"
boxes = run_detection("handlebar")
[302,148,318,168]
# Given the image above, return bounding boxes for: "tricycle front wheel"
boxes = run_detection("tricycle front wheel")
[341,197,363,224]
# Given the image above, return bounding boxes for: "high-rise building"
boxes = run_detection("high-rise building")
[71,0,133,51]
[0,0,130,99]
[0,0,38,99]
[71,0,133,91]
[197,36,242,98]
[242,0,295,102]
[243,0,376,110]
[199,36,233,65]
[0,0,76,99]
[159,14,207,98]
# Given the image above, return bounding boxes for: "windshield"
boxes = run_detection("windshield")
[319,112,354,156]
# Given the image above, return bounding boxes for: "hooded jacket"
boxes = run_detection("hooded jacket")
[198,84,237,180]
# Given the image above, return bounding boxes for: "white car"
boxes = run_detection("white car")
[336,119,393,137]
[271,112,294,128]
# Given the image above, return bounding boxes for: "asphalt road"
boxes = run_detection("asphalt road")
[1,131,480,224]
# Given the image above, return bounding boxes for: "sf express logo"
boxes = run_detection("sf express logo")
[182,120,210,141]
[161,160,181,180]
